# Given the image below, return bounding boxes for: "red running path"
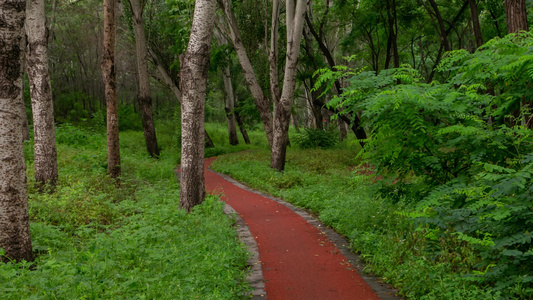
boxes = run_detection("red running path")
[204,158,380,300]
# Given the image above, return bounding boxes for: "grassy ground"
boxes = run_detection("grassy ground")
[212,146,504,299]
[0,123,252,299]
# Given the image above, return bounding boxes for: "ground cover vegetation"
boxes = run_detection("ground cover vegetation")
[0,123,252,299]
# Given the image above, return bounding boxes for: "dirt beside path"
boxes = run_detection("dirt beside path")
[204,157,389,300]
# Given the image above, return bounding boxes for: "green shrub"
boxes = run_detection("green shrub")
[315,32,533,297]
[292,128,338,149]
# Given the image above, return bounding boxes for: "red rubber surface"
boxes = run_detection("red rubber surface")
[204,158,380,300]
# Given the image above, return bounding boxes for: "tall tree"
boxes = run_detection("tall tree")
[505,0,528,33]
[129,0,159,157]
[179,0,216,211]
[0,0,34,262]
[220,0,274,148]
[214,29,239,145]
[469,0,483,48]
[102,0,121,179]
[26,0,58,186]
[270,0,308,171]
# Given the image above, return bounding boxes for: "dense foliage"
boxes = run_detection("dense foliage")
[315,32,533,297]
[0,125,251,299]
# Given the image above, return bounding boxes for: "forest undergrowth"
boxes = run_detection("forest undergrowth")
[0,122,253,299]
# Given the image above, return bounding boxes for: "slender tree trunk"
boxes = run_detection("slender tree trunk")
[222,66,239,145]
[0,0,33,263]
[234,110,251,144]
[129,0,159,157]
[504,0,529,127]
[469,0,483,48]
[339,120,347,141]
[304,12,366,146]
[270,0,308,171]
[179,0,216,212]
[220,0,273,148]
[149,49,216,147]
[214,29,239,145]
[102,0,121,179]
[269,0,281,105]
[26,0,58,187]
[505,0,528,33]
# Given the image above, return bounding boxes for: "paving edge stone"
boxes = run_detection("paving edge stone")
[223,203,267,299]
[211,168,403,300]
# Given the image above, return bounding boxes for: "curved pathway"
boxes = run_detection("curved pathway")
[204,158,397,300]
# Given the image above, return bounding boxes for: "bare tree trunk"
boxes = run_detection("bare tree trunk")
[339,120,347,141]
[220,0,273,148]
[269,0,281,105]
[222,66,239,145]
[505,0,528,33]
[469,0,483,48]
[0,0,34,262]
[234,110,251,144]
[179,0,216,212]
[270,0,308,171]
[504,0,529,127]
[26,0,58,187]
[102,0,121,179]
[129,0,159,157]
[214,29,239,145]
[149,49,216,147]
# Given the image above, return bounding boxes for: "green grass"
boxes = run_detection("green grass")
[212,148,506,299]
[1,123,251,299]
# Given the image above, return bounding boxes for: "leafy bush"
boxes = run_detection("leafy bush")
[292,128,338,149]
[316,32,533,297]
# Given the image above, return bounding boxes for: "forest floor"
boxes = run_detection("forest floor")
[204,157,398,300]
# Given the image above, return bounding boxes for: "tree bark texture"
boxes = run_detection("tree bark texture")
[150,49,216,147]
[269,0,281,105]
[0,0,34,262]
[26,0,58,187]
[222,66,239,145]
[129,0,159,157]
[220,0,273,148]
[270,0,308,171]
[234,110,251,144]
[179,0,216,212]
[102,0,121,179]
[505,0,528,33]
[469,0,483,48]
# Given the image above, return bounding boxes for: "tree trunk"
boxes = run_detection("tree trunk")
[129,0,159,158]
[425,0,451,51]
[269,0,281,105]
[234,111,251,144]
[469,0,483,48]
[102,0,121,179]
[505,0,528,33]
[0,0,34,262]
[222,66,239,145]
[270,0,307,171]
[26,0,58,187]
[179,0,216,212]
[220,0,273,148]
[339,120,347,141]
[304,12,367,146]
[150,49,216,147]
